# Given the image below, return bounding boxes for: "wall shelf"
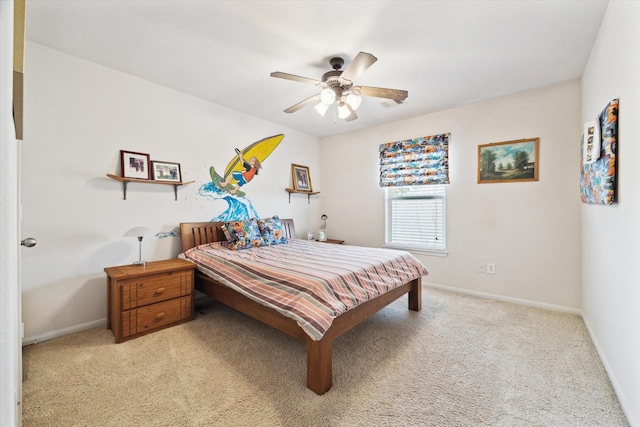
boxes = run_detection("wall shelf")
[107,174,195,201]
[285,188,320,204]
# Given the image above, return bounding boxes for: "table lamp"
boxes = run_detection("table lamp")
[124,226,151,266]
[319,214,328,241]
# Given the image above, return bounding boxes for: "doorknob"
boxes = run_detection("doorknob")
[21,237,37,247]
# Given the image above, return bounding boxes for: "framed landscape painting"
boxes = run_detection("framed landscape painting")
[478,138,539,184]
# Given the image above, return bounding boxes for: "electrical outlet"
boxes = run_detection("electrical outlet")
[487,263,496,274]
[479,263,485,273]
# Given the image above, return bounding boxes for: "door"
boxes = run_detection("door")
[1,1,23,425]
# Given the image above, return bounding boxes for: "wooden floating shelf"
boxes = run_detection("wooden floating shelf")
[285,188,320,204]
[107,174,195,201]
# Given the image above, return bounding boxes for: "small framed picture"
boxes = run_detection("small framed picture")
[151,161,182,182]
[292,164,313,192]
[318,230,327,241]
[120,150,151,180]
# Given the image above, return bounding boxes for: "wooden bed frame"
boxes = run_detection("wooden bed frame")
[180,219,422,395]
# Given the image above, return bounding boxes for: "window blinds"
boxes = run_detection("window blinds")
[385,185,445,250]
[379,133,450,187]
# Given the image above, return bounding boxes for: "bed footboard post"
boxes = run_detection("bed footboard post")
[408,277,422,311]
[306,338,332,395]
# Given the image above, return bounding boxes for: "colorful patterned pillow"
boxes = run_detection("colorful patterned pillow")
[221,218,264,250]
[257,215,288,245]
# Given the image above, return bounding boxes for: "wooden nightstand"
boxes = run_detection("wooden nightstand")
[320,239,344,244]
[104,259,196,343]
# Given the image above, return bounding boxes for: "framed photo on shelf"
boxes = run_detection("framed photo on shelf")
[478,138,539,184]
[292,164,313,192]
[151,161,182,182]
[120,150,151,180]
[318,230,327,241]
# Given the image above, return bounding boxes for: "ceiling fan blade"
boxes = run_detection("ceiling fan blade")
[270,71,323,87]
[283,93,321,113]
[354,86,408,103]
[339,52,377,84]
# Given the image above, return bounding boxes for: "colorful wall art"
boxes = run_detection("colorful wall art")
[199,134,284,221]
[580,99,618,205]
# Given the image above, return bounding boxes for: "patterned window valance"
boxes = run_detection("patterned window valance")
[379,133,450,187]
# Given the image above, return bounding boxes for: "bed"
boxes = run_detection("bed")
[179,218,427,394]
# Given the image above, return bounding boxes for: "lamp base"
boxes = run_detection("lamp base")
[132,260,147,267]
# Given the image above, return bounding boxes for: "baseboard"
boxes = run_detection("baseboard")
[424,282,582,316]
[20,294,210,346]
[21,287,579,346]
[581,314,634,427]
[22,318,107,347]
[21,295,212,346]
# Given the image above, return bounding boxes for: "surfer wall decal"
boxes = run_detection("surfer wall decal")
[199,134,284,222]
[218,149,261,195]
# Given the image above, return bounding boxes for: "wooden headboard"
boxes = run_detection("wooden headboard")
[180,218,296,251]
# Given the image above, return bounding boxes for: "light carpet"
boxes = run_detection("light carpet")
[22,287,629,426]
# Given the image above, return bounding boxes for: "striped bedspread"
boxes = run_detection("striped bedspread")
[180,239,428,341]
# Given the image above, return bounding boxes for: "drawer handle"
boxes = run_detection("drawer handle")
[154,287,166,295]
[155,312,166,320]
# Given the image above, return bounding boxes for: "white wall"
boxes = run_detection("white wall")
[321,81,583,311]
[21,42,322,341]
[581,2,640,425]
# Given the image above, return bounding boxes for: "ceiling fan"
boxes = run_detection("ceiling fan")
[270,52,408,122]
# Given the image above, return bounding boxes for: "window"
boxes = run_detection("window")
[380,132,449,254]
[385,185,446,253]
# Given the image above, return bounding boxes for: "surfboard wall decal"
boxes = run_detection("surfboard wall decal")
[223,134,284,179]
[199,134,285,222]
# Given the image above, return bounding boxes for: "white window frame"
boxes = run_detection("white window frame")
[384,185,447,256]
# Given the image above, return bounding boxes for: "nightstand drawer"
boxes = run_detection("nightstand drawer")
[121,270,193,309]
[121,295,193,339]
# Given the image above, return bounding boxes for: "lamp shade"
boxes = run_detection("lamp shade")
[314,102,330,116]
[123,227,151,238]
[337,102,351,119]
[346,93,362,110]
[320,88,336,105]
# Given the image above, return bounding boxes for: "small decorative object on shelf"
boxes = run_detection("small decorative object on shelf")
[111,150,193,200]
[151,161,182,182]
[121,150,151,180]
[291,163,313,192]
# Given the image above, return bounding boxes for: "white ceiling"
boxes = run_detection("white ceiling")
[25,0,608,138]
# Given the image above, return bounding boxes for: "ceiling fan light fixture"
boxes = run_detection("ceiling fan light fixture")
[320,88,336,105]
[270,51,407,122]
[337,102,351,119]
[346,93,362,110]
[314,102,330,116]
